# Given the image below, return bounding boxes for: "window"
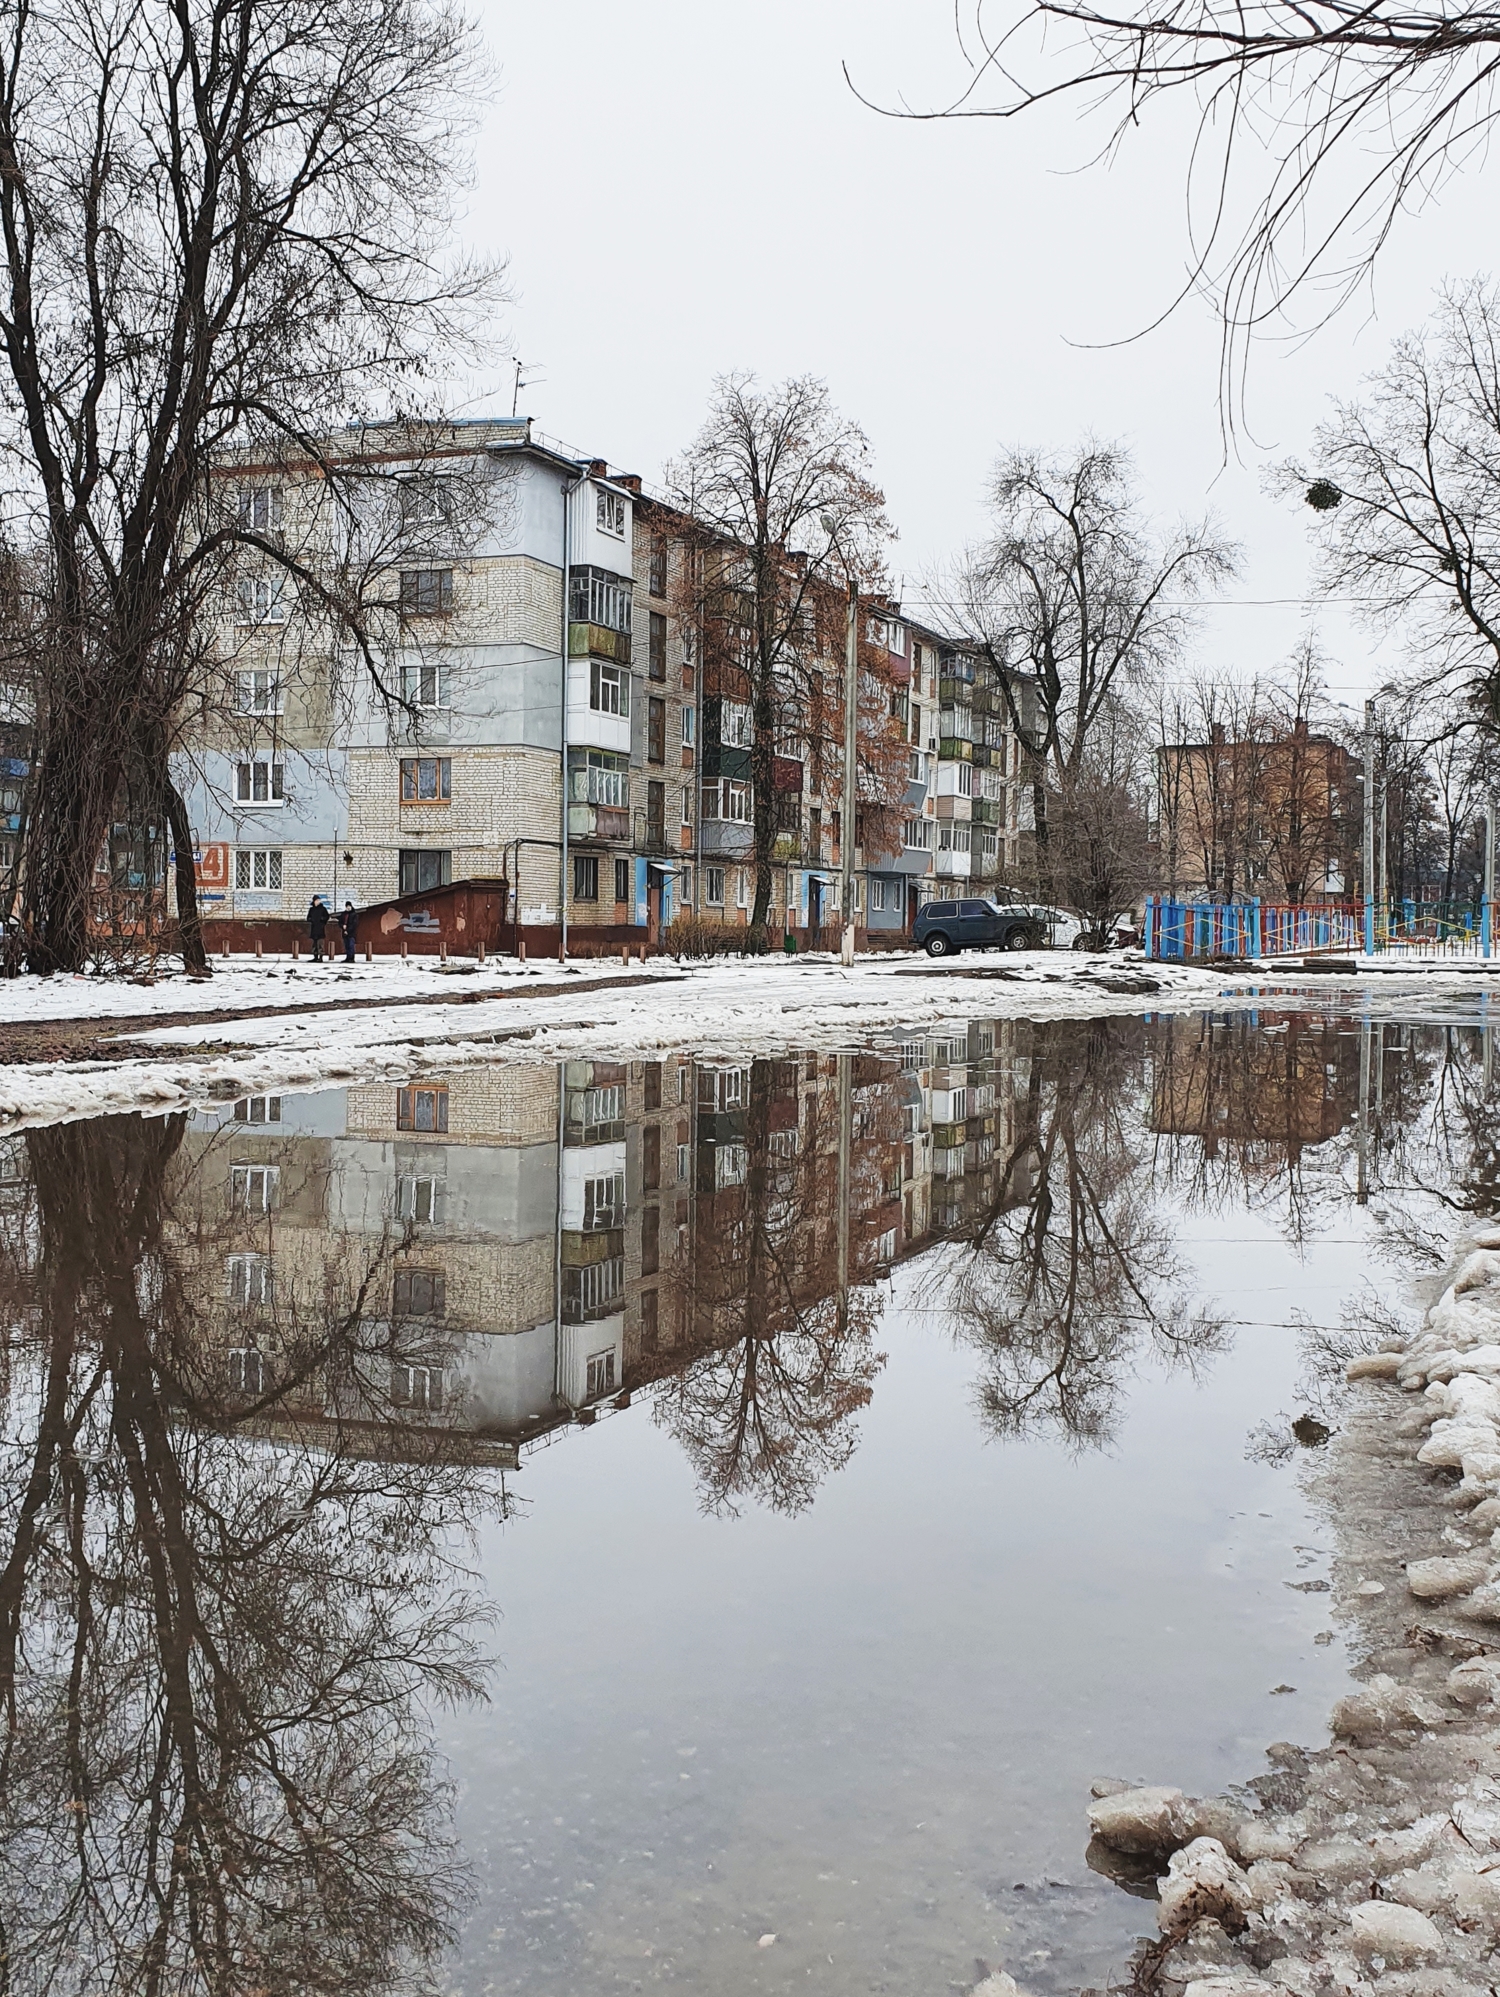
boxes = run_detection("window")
[399,478,451,526]
[574,854,599,901]
[393,1268,446,1316]
[400,757,451,802]
[705,866,725,906]
[955,762,974,797]
[590,658,630,717]
[596,487,626,537]
[585,1347,618,1398]
[735,868,748,909]
[648,696,666,764]
[238,485,283,533]
[937,823,972,853]
[235,848,282,890]
[643,1124,661,1191]
[682,705,695,746]
[722,780,749,822]
[714,1143,748,1189]
[392,1363,441,1411]
[641,1205,660,1276]
[681,783,693,826]
[583,1170,625,1230]
[397,1175,443,1224]
[237,669,283,715]
[903,819,933,851]
[572,756,627,807]
[398,849,451,895]
[642,1288,659,1349]
[228,1346,266,1395]
[399,569,453,616]
[236,575,285,624]
[233,1095,282,1124]
[649,611,667,681]
[720,699,753,748]
[876,1227,897,1263]
[649,535,668,597]
[570,567,632,633]
[614,856,630,902]
[227,1254,273,1307]
[230,1164,279,1213]
[234,760,284,805]
[396,1085,449,1133]
[564,1257,625,1322]
[644,1062,662,1110]
[402,662,447,708]
[581,1083,623,1128]
[679,862,693,904]
[676,1142,690,1183]
[981,831,999,863]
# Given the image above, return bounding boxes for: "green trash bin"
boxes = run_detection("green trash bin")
[783,930,797,955]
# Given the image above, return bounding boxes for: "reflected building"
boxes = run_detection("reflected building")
[1148,1012,1362,1159]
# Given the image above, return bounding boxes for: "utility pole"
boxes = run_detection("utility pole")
[1362,699,1375,959]
[841,580,858,967]
[1484,801,1495,959]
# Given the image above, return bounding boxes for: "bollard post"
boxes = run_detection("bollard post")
[293,936,299,960]
[221,940,230,960]
[477,940,485,964]
[365,942,372,962]
[440,941,448,963]
[400,940,408,960]
[621,944,629,967]
[255,939,262,959]
[519,938,527,963]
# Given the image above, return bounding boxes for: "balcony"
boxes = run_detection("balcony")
[569,621,631,665]
[939,675,975,705]
[702,818,754,859]
[972,797,1002,827]
[939,737,974,763]
[569,802,631,842]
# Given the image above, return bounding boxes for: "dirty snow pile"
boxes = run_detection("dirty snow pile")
[0,950,1239,1129]
[1082,1229,1500,1997]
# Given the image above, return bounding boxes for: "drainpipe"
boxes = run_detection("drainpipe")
[1362,700,1375,958]
[560,469,586,962]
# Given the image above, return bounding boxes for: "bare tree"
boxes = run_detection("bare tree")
[947,443,1235,876]
[0,0,500,972]
[1286,283,1500,731]
[664,376,897,945]
[881,2,1500,412]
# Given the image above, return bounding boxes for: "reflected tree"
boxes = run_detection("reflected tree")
[944,1021,1228,1447]
[0,1112,500,1997]
[654,1057,888,1514]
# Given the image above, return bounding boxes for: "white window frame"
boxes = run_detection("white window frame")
[230,1163,279,1213]
[402,661,448,709]
[228,1345,267,1395]
[590,658,631,717]
[595,487,627,538]
[234,848,283,891]
[237,485,284,533]
[724,780,750,822]
[236,575,285,626]
[234,759,284,806]
[705,865,725,906]
[585,1347,618,1399]
[682,704,696,746]
[397,1174,444,1225]
[233,1095,282,1124]
[237,669,284,716]
[226,1253,273,1307]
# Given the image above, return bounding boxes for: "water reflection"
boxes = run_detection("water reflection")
[0,1008,1494,1993]
[0,1113,497,1996]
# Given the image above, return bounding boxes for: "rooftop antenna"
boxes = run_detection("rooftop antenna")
[511,357,543,418]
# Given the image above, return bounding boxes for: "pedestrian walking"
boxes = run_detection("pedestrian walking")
[307,896,330,963]
[341,900,358,963]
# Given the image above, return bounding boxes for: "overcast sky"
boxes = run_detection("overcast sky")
[464,0,1495,711]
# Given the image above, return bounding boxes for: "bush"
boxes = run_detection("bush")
[665,915,771,959]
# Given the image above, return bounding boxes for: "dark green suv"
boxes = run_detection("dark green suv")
[913,897,1044,956]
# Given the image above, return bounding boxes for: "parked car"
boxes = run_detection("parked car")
[913,897,1047,956]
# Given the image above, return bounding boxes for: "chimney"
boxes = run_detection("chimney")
[1210,721,1226,746]
[616,474,642,494]
[588,458,608,478]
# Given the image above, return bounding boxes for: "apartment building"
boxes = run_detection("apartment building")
[178,417,1036,954]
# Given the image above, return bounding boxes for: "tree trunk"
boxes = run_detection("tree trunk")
[22,710,123,975]
[749,666,777,949]
[165,780,209,975]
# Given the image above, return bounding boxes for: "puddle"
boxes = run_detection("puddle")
[0,1004,1493,1994]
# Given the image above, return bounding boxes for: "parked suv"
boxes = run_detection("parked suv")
[913,897,1045,956]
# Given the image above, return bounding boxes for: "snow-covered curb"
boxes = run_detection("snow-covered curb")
[1081,1231,1500,1996]
[0,952,1238,1129]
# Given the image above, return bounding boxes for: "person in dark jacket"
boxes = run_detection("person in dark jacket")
[307,896,329,962]
[341,900,358,963]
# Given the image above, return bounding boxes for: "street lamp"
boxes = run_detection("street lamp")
[820,513,858,967]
